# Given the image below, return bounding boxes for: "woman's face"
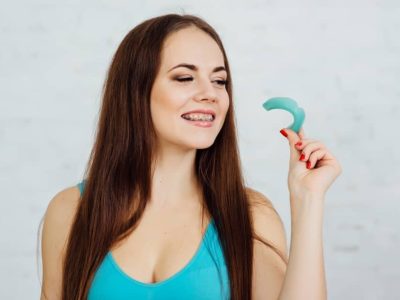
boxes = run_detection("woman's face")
[150,26,230,151]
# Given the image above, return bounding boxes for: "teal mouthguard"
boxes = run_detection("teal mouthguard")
[262,97,305,133]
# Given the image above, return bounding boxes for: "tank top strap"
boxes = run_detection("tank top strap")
[76,179,87,196]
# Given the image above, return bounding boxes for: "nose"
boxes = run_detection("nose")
[194,77,217,102]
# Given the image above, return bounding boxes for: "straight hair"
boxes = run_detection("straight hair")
[38,13,288,300]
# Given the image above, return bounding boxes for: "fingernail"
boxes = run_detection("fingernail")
[295,141,302,147]
[280,129,288,138]
[299,154,305,161]
[306,161,311,169]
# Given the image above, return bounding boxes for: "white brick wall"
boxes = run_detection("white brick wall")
[1,1,398,299]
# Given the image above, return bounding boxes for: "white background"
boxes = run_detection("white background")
[1,0,399,299]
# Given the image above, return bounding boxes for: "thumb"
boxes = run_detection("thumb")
[280,128,302,160]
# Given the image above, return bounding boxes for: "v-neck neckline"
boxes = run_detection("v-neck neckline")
[107,219,214,287]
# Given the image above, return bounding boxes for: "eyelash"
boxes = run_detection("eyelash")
[175,77,227,86]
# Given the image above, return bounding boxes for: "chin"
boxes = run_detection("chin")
[185,138,216,150]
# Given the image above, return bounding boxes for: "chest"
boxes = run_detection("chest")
[109,206,210,284]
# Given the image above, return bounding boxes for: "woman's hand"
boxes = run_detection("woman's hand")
[280,127,342,199]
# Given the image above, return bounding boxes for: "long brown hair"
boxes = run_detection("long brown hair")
[38,13,288,300]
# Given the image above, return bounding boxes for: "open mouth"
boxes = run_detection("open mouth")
[180,113,215,128]
[180,113,215,122]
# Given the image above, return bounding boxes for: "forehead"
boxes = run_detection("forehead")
[160,26,225,70]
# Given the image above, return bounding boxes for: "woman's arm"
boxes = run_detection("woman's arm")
[278,194,326,300]
[251,126,341,299]
[249,190,326,300]
[40,186,81,299]
[277,126,341,299]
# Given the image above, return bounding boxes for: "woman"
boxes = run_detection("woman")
[40,13,342,300]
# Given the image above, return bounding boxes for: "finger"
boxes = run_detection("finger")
[298,127,305,139]
[298,141,325,163]
[280,128,302,161]
[294,138,316,150]
[306,148,328,169]
[281,128,301,146]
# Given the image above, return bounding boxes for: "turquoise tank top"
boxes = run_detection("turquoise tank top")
[76,180,230,299]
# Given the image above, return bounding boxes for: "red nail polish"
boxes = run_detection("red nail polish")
[299,154,305,161]
[307,161,311,169]
[295,141,302,147]
[280,129,288,137]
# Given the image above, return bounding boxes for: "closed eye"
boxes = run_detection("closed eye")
[214,80,227,86]
[175,77,227,86]
[176,77,193,82]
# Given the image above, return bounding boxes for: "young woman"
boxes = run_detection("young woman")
[40,13,342,300]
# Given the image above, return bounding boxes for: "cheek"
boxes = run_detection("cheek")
[153,82,188,114]
[150,95,185,131]
[151,101,171,130]
[151,85,180,116]
[221,95,230,117]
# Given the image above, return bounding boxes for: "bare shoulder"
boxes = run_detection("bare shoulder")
[49,183,81,212]
[245,187,288,259]
[43,185,81,243]
[245,187,289,299]
[45,185,81,221]
[245,187,275,210]
[41,184,81,299]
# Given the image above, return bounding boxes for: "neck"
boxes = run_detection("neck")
[149,145,202,209]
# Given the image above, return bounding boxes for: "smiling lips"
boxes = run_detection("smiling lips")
[180,109,216,129]
[181,113,214,122]
[182,117,214,128]
[181,109,216,121]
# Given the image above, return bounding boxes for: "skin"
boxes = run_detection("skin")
[40,24,342,299]
[105,26,232,284]
[146,25,343,298]
[148,25,229,209]
[275,127,342,299]
[40,26,231,298]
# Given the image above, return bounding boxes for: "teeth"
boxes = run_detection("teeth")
[182,113,214,121]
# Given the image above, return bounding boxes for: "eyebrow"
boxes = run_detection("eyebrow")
[167,63,226,73]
